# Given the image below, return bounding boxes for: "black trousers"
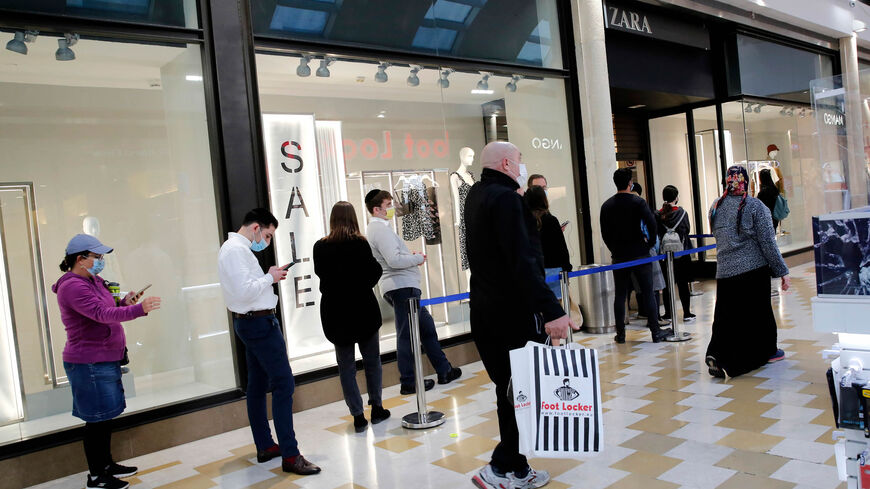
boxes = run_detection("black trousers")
[83,420,113,475]
[662,256,692,317]
[614,262,658,334]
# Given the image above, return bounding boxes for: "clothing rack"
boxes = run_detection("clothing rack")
[354,169,452,321]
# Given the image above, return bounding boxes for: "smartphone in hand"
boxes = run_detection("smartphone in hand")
[137,284,152,296]
[281,262,294,271]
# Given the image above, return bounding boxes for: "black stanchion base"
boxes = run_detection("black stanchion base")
[402,411,445,429]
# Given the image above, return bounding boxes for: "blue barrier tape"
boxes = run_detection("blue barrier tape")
[688,234,714,238]
[417,244,716,307]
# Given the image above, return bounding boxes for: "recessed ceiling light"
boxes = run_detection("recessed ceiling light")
[627,104,646,109]
[185,75,203,81]
[471,89,494,95]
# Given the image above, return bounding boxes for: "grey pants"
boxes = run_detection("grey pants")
[334,332,383,416]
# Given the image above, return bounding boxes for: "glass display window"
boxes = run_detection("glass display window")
[255,53,580,374]
[0,34,231,446]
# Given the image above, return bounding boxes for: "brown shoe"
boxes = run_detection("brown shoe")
[282,455,321,475]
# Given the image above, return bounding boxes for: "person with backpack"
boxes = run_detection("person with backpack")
[656,185,695,323]
[757,169,787,231]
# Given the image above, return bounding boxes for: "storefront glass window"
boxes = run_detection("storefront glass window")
[255,54,579,373]
[0,35,232,445]
[250,0,563,69]
[0,0,198,28]
[648,113,696,232]
[736,34,834,103]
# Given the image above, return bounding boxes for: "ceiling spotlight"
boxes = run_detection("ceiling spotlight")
[744,103,753,113]
[296,55,312,77]
[779,107,788,115]
[437,68,454,88]
[375,62,390,83]
[787,108,795,116]
[316,56,335,77]
[5,31,27,55]
[506,75,523,92]
[55,33,79,61]
[476,72,492,91]
[407,65,422,87]
[753,103,763,113]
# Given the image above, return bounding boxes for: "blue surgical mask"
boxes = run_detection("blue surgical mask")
[250,229,269,252]
[87,258,105,276]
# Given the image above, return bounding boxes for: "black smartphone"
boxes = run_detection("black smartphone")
[561,220,570,228]
[281,262,294,271]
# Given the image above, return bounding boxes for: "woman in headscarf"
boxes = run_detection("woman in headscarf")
[705,166,790,378]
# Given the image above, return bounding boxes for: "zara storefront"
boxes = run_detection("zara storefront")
[0,0,589,481]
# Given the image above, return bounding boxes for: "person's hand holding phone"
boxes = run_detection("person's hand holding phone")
[142,296,161,313]
[124,284,152,305]
[269,265,289,283]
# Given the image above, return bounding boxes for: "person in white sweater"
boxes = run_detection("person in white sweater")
[364,189,461,394]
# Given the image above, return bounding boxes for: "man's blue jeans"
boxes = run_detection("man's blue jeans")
[233,315,299,458]
[384,287,451,386]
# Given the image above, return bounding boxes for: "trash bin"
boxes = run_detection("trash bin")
[576,265,615,335]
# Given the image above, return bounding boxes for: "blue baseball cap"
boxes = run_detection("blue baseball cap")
[65,234,113,255]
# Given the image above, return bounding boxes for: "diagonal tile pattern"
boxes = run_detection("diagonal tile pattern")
[28,263,845,489]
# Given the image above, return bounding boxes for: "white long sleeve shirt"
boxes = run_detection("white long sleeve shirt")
[218,232,277,314]
[366,217,424,295]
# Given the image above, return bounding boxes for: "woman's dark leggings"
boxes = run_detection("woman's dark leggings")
[83,420,113,475]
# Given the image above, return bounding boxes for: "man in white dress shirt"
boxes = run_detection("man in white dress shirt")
[217,208,321,476]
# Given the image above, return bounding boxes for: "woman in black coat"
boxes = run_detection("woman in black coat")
[313,201,390,432]
[524,185,571,299]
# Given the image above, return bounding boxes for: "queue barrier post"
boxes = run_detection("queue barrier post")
[560,270,574,344]
[401,296,446,429]
[664,250,692,343]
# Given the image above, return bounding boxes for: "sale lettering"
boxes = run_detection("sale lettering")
[343,131,450,162]
[281,140,316,309]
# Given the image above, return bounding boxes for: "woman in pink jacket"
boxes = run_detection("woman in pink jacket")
[53,234,161,489]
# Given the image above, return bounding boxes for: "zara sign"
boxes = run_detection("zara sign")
[602,1,710,50]
[607,6,652,34]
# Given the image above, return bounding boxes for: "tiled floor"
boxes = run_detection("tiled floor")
[30,262,844,489]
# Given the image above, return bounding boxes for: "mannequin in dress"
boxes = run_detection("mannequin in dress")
[451,147,475,290]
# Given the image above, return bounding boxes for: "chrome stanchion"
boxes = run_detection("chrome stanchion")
[664,251,691,342]
[402,297,445,429]
[560,270,574,344]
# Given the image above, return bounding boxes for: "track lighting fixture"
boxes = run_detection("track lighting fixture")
[799,108,807,118]
[407,65,422,87]
[779,107,788,116]
[375,62,390,83]
[754,103,763,113]
[476,72,491,91]
[297,55,312,77]
[437,68,454,88]
[55,33,79,61]
[744,103,753,113]
[506,75,523,92]
[6,30,38,55]
[316,56,335,77]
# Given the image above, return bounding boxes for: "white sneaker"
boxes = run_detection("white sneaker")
[510,467,551,489]
[472,464,511,489]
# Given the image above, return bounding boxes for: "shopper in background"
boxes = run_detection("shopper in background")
[465,141,578,489]
[53,234,161,489]
[364,190,462,395]
[527,173,548,190]
[218,208,321,476]
[600,168,671,344]
[630,182,667,325]
[656,185,696,323]
[313,202,390,433]
[524,185,571,299]
[757,169,781,231]
[705,166,789,378]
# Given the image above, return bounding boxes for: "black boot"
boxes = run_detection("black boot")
[370,405,391,424]
[353,414,368,433]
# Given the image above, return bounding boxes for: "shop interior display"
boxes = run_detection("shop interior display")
[450,147,475,289]
[813,209,870,296]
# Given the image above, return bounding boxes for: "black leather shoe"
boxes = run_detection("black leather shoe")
[400,378,434,394]
[370,405,391,424]
[256,444,281,463]
[438,367,462,385]
[614,334,625,344]
[282,455,321,475]
[353,414,368,433]
[651,329,671,343]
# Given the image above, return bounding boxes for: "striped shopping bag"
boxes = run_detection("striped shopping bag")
[510,341,603,459]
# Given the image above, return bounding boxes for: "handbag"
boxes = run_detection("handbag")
[773,195,790,221]
[510,341,603,459]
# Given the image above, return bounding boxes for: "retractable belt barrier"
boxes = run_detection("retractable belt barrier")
[405,242,717,427]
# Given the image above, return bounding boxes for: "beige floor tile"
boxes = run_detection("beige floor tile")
[609,451,682,478]
[138,461,183,476]
[646,377,693,391]
[268,466,306,482]
[463,419,501,439]
[154,474,216,489]
[642,390,693,404]
[127,477,143,486]
[619,432,685,453]
[332,484,370,489]
[716,429,784,453]
[634,402,691,418]
[441,435,499,457]
[816,428,838,445]
[431,453,486,475]
[373,437,423,454]
[244,476,303,489]
[540,481,573,489]
[604,473,679,489]
[325,422,356,436]
[428,395,474,412]
[460,373,492,387]
[715,450,790,476]
[229,445,257,458]
[715,413,778,432]
[626,416,688,436]
[194,455,254,478]
[525,458,584,478]
[381,397,412,409]
[718,386,771,402]
[809,411,837,427]
[803,395,832,411]
[479,409,500,420]
[717,472,795,489]
[718,399,777,417]
[443,384,487,398]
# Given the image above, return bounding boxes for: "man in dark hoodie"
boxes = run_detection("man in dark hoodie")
[656,185,696,323]
[600,168,670,344]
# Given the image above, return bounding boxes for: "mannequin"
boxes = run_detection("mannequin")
[768,144,786,196]
[450,147,475,289]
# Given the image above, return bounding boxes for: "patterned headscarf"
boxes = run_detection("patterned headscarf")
[711,165,749,234]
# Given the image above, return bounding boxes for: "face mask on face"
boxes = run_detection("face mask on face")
[87,257,105,276]
[250,228,269,252]
[385,207,396,220]
[517,163,528,187]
